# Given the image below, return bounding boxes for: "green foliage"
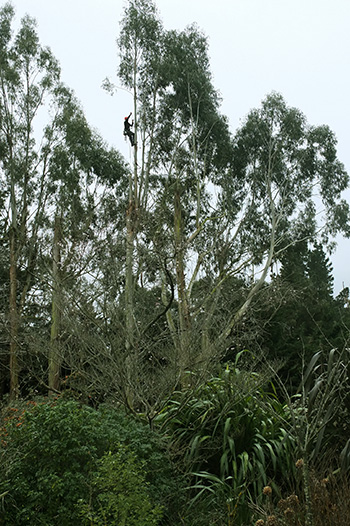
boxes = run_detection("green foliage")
[0,2,127,399]
[0,398,177,526]
[78,447,163,526]
[0,399,102,525]
[225,92,350,259]
[118,0,162,90]
[159,358,295,524]
[291,348,350,463]
[1,1,350,521]
[260,243,348,389]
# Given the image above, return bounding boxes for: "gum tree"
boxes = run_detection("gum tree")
[100,1,350,411]
[116,0,233,385]
[0,4,60,398]
[0,4,125,397]
[215,92,350,343]
[45,86,126,393]
[117,0,164,355]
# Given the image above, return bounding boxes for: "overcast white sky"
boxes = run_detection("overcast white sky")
[8,0,350,294]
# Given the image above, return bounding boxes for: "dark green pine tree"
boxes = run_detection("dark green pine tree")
[306,242,334,299]
[261,243,343,389]
[279,241,309,290]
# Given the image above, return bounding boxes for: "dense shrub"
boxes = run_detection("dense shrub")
[78,447,163,525]
[0,397,177,525]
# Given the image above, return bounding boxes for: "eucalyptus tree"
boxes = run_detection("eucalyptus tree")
[116,0,233,384]
[44,86,126,393]
[112,1,350,409]
[0,4,126,398]
[117,0,165,355]
[0,3,61,398]
[214,92,350,343]
[150,24,233,371]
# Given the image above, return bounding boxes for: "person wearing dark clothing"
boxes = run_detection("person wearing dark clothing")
[124,112,135,146]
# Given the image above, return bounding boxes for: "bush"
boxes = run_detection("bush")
[78,447,163,525]
[0,397,177,525]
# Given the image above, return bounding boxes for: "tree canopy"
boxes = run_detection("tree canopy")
[1,2,350,526]
[0,0,349,433]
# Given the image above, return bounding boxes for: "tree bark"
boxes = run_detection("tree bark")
[174,187,190,334]
[49,214,62,393]
[174,185,191,380]
[9,226,19,400]
[124,45,138,353]
[125,199,135,352]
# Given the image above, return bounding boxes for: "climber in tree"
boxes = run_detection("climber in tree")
[123,112,135,146]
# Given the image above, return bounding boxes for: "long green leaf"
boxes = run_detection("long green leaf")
[302,350,322,392]
[308,378,322,412]
[340,439,350,472]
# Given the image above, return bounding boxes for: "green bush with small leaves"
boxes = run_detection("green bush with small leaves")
[0,397,177,526]
[78,447,163,526]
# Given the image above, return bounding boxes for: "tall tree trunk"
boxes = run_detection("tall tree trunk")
[125,198,135,352]
[125,198,136,410]
[174,185,191,379]
[124,50,138,353]
[174,188,190,332]
[49,214,62,393]
[9,148,19,400]
[9,226,19,400]
[123,43,139,408]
